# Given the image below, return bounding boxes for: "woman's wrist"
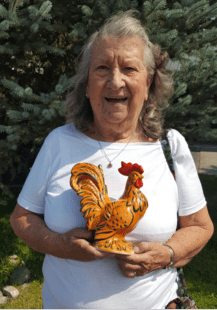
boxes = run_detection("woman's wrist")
[163,245,175,269]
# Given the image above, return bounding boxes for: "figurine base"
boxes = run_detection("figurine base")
[93,236,134,255]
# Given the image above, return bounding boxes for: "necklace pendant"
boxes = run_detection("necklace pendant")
[98,130,137,169]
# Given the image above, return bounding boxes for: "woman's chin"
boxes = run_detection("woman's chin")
[102,113,128,125]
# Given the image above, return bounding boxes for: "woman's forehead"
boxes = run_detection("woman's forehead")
[91,35,146,62]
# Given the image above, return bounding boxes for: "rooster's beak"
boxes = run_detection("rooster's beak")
[140,175,144,179]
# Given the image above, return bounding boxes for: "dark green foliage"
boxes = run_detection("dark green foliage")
[0,0,217,196]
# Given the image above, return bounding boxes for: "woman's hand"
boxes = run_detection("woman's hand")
[10,204,113,262]
[116,206,214,278]
[57,227,114,262]
[115,242,171,278]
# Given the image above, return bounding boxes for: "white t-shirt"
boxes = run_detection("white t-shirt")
[17,124,206,309]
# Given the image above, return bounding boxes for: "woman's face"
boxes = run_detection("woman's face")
[86,35,151,130]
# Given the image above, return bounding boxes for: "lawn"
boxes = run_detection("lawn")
[0,174,216,309]
[0,196,44,309]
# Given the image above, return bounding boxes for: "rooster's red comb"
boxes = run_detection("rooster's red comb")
[118,161,144,176]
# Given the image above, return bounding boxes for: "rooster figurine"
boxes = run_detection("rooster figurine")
[70,161,148,254]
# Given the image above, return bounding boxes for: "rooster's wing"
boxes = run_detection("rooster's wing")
[94,200,134,240]
[70,163,111,229]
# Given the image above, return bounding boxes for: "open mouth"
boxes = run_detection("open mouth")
[105,97,128,102]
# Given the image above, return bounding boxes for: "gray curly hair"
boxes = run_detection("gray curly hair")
[65,10,174,139]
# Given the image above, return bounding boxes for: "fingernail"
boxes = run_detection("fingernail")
[134,247,139,253]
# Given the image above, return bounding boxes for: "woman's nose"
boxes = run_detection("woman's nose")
[107,68,125,90]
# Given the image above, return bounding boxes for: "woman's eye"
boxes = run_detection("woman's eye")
[125,67,135,71]
[98,66,108,70]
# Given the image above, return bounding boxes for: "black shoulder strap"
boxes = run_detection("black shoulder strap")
[160,129,175,176]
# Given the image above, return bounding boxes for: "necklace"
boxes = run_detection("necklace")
[97,131,137,168]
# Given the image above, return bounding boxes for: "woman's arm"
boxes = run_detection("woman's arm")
[115,206,214,278]
[165,205,214,267]
[10,203,113,261]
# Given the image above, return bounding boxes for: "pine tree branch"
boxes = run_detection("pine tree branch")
[12,0,19,12]
[187,1,208,18]
[186,4,217,29]
[8,0,20,12]
[144,0,162,20]
[194,44,210,84]
[194,58,204,84]
[2,79,41,101]
[201,60,215,84]
[41,3,52,17]
[177,57,187,72]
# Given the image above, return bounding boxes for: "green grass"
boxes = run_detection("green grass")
[0,196,44,309]
[182,174,217,309]
[1,281,43,309]
[0,174,216,309]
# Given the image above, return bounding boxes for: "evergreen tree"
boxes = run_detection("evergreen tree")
[0,0,217,197]
[0,0,73,197]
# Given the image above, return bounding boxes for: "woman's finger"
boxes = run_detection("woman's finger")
[118,262,147,278]
[71,227,94,241]
[117,258,144,275]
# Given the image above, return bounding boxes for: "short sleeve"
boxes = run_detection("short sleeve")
[17,137,52,214]
[167,129,207,216]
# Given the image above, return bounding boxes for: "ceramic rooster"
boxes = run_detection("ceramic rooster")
[70,161,148,254]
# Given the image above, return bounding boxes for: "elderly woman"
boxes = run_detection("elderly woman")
[10,10,213,309]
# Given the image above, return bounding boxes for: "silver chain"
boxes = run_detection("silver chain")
[97,131,137,168]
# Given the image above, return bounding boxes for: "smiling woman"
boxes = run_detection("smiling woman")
[66,11,173,141]
[85,35,151,141]
[10,9,214,310]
